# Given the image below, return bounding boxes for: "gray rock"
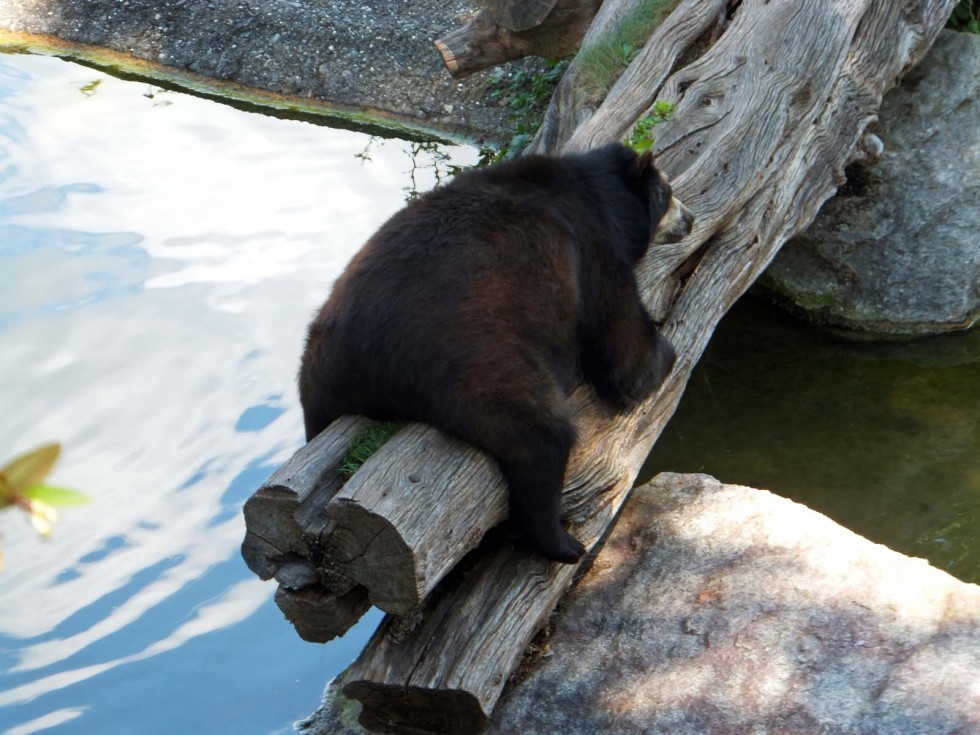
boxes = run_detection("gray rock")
[305,473,980,734]
[760,30,980,337]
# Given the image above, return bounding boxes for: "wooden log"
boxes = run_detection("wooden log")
[274,583,372,644]
[321,423,506,615]
[434,0,601,78]
[528,0,727,156]
[338,0,958,731]
[342,396,636,734]
[240,414,374,580]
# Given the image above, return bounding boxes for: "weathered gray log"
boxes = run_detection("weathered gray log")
[274,584,373,644]
[434,0,601,78]
[342,397,637,734]
[241,413,374,580]
[337,0,958,732]
[528,0,727,156]
[241,414,377,642]
[322,423,506,615]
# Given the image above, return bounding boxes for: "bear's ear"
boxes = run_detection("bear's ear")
[631,150,655,178]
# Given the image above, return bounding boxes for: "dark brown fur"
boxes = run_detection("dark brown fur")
[300,143,692,563]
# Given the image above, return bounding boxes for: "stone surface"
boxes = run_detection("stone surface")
[760,29,980,337]
[304,473,980,734]
[0,0,544,142]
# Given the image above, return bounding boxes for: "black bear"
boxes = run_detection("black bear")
[300,143,693,563]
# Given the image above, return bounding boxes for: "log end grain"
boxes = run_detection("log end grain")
[342,681,487,735]
[274,584,372,644]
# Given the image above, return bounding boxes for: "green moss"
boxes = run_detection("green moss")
[625,100,676,153]
[576,0,682,102]
[338,422,402,479]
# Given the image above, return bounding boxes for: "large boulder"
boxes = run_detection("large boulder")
[303,473,980,734]
[759,29,979,337]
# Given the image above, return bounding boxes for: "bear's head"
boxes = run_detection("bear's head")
[631,150,695,245]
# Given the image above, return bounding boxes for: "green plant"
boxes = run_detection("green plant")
[577,0,682,101]
[79,79,102,97]
[0,443,89,570]
[337,422,402,479]
[626,100,677,153]
[947,0,979,33]
[481,60,568,163]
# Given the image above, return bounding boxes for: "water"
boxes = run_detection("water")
[643,296,980,584]
[0,53,476,735]
[2,49,978,735]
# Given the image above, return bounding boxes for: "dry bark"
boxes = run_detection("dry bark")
[274,584,372,644]
[241,413,374,579]
[335,0,958,732]
[241,414,376,640]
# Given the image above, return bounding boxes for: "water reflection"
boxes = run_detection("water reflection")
[0,52,476,734]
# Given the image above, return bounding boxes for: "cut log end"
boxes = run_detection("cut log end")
[434,11,528,78]
[433,39,459,75]
[274,584,372,644]
[343,681,487,735]
[325,499,420,615]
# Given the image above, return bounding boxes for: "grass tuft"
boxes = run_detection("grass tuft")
[338,422,402,479]
[576,0,682,102]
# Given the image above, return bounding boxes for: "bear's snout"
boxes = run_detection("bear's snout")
[653,196,695,244]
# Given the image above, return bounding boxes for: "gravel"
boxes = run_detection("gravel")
[0,0,540,143]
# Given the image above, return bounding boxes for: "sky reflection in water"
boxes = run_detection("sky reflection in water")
[0,53,477,735]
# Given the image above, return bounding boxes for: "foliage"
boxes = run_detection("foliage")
[338,422,403,479]
[0,443,89,570]
[626,100,677,153]
[577,0,682,101]
[947,0,979,33]
[480,60,568,164]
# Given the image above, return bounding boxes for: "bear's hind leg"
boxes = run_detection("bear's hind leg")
[496,422,585,564]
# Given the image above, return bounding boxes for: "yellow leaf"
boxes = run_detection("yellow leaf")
[1,443,61,494]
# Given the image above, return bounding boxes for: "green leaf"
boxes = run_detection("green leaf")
[1,443,61,494]
[21,485,90,507]
[632,138,653,154]
[79,79,102,96]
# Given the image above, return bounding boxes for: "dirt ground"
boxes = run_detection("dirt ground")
[0,0,542,144]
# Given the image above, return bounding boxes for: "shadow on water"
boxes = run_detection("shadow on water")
[643,295,980,584]
[0,51,472,735]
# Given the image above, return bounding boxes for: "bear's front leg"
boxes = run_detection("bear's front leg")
[580,272,676,409]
